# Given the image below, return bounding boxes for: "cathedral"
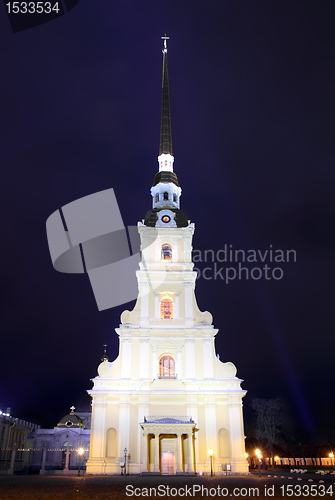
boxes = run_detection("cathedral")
[86,38,248,475]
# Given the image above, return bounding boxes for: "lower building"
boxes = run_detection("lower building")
[32,408,91,472]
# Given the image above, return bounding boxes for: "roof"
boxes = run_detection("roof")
[57,413,85,428]
[152,171,179,187]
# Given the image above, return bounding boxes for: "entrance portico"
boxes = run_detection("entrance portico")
[140,417,197,475]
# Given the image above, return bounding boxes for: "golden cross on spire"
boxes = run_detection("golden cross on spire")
[161,34,169,52]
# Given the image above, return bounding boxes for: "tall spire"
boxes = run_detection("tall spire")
[159,35,172,155]
[143,37,188,227]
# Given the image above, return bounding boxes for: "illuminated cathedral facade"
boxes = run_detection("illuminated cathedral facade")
[86,38,248,475]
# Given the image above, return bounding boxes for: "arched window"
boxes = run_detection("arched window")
[173,193,177,202]
[160,296,173,319]
[155,193,159,203]
[163,191,169,200]
[161,244,172,262]
[218,428,230,458]
[106,428,117,457]
[159,354,175,378]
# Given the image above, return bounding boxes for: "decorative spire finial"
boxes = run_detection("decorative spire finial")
[70,406,75,414]
[101,343,109,362]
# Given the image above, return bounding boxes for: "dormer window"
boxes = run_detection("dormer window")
[161,244,172,262]
[155,194,159,203]
[163,191,168,200]
[159,354,175,378]
[160,296,173,319]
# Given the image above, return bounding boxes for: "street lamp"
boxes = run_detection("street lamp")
[77,447,84,476]
[329,453,334,466]
[124,448,127,476]
[274,456,279,467]
[208,448,213,477]
[255,449,262,477]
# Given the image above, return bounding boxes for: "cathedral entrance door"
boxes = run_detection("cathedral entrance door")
[161,451,174,475]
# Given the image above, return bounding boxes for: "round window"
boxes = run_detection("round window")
[162,215,171,223]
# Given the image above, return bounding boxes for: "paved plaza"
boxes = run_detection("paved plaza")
[0,472,335,500]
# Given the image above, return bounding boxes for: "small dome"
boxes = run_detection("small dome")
[57,410,84,428]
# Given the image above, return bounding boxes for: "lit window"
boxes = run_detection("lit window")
[163,192,168,200]
[155,194,159,203]
[159,354,175,378]
[160,296,173,319]
[161,244,172,262]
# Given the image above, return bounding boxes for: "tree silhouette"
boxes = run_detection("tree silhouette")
[251,398,282,467]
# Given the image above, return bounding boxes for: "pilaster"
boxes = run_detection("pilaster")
[228,397,249,473]
[118,402,131,458]
[185,338,195,378]
[139,338,149,378]
[121,338,132,378]
[203,338,214,378]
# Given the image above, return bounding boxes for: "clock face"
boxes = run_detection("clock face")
[162,215,171,223]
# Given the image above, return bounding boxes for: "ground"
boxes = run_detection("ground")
[0,471,334,499]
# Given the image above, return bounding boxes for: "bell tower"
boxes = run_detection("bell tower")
[86,37,248,476]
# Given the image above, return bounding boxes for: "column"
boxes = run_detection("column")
[137,404,149,472]
[118,403,130,458]
[39,447,47,475]
[184,283,194,327]
[139,338,149,378]
[154,293,160,319]
[174,293,180,319]
[228,398,248,473]
[186,404,198,472]
[64,447,70,473]
[152,348,157,378]
[8,443,16,475]
[185,339,195,378]
[121,338,132,378]
[204,402,217,471]
[172,238,179,262]
[187,433,194,473]
[183,234,192,262]
[177,349,183,379]
[203,338,214,378]
[154,434,160,472]
[142,433,148,473]
[140,283,149,327]
[155,238,161,261]
[87,400,106,466]
[176,433,183,473]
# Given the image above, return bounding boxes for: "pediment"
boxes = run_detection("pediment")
[151,337,183,349]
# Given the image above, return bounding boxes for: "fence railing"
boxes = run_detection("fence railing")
[0,447,89,474]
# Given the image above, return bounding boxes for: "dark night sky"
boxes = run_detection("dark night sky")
[0,1,334,444]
